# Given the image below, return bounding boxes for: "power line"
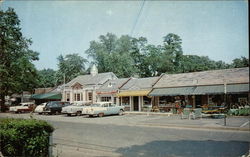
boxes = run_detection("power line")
[130,0,146,36]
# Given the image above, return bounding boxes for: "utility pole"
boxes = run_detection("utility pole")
[224,79,227,126]
[63,73,65,101]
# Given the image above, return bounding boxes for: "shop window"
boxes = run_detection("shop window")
[101,97,111,102]
[122,97,129,106]
[143,96,151,106]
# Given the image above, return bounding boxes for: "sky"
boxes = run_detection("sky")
[1,0,248,70]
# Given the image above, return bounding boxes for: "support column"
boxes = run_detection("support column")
[139,96,141,112]
[70,90,74,104]
[111,96,114,103]
[192,95,196,109]
[116,97,120,106]
[120,97,123,106]
[129,96,133,111]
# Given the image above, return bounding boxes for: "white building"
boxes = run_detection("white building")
[62,65,117,104]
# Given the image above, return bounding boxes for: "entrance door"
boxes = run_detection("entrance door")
[195,95,202,108]
[133,96,139,111]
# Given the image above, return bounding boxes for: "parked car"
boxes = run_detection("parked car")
[82,102,125,117]
[43,101,71,115]
[62,103,90,116]
[34,103,47,114]
[9,102,36,113]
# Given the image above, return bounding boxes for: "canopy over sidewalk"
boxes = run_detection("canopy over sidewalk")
[31,92,62,100]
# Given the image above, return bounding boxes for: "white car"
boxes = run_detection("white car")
[62,103,88,116]
[83,102,125,117]
[9,102,35,113]
[34,103,47,114]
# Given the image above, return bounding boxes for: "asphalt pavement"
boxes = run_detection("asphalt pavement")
[0,113,250,157]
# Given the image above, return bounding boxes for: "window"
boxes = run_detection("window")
[74,93,82,101]
[143,96,151,106]
[66,93,70,101]
[121,97,129,106]
[101,97,111,102]
[88,92,92,101]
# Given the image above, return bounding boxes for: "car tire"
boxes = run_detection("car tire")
[98,113,104,117]
[119,109,124,116]
[76,111,81,116]
[67,113,71,116]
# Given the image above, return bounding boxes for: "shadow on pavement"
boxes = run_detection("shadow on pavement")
[115,140,250,157]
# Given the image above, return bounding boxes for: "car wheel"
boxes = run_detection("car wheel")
[76,111,81,116]
[38,113,42,115]
[67,113,71,116]
[119,109,124,116]
[98,113,104,117]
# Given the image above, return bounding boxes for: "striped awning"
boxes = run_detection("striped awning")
[149,87,196,96]
[117,90,150,97]
[149,83,249,96]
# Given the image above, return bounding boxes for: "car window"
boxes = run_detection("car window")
[109,103,115,107]
[91,104,100,107]
[103,103,109,107]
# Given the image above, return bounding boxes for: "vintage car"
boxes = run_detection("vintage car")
[43,101,71,115]
[62,103,90,116]
[82,102,125,117]
[34,103,47,114]
[9,102,36,113]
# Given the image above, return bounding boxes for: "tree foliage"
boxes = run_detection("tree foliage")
[37,69,56,88]
[55,53,88,85]
[0,8,39,109]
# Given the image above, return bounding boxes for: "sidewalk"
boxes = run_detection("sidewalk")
[125,111,250,132]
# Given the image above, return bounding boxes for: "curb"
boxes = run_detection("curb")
[138,122,250,132]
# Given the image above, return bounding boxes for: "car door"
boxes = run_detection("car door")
[109,103,119,114]
[102,103,110,115]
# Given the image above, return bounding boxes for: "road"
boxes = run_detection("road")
[1,113,249,157]
[48,117,250,157]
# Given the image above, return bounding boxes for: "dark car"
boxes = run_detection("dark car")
[43,101,71,115]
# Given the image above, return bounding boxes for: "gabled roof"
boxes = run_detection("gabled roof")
[153,67,249,88]
[97,78,130,93]
[119,77,159,91]
[65,72,117,87]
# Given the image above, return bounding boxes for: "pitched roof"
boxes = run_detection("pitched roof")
[120,77,159,91]
[65,72,117,87]
[153,67,249,88]
[97,78,130,92]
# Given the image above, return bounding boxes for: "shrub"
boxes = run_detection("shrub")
[0,118,54,157]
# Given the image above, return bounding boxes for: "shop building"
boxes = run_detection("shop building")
[117,77,160,111]
[149,67,249,112]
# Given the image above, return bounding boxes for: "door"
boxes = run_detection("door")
[195,95,202,108]
[133,96,139,111]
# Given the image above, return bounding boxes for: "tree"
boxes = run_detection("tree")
[37,69,56,88]
[231,56,249,68]
[0,8,39,111]
[161,33,183,73]
[86,33,140,77]
[55,53,87,85]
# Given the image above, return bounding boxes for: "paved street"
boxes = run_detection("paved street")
[1,113,250,157]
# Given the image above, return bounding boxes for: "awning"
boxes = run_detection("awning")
[193,85,224,95]
[117,90,150,97]
[31,92,62,100]
[226,83,249,93]
[149,87,196,96]
[149,83,249,96]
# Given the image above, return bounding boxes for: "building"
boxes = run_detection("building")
[117,77,160,111]
[62,65,117,104]
[96,78,131,105]
[149,67,249,111]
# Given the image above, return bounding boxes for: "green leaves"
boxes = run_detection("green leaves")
[0,8,40,108]
[0,118,54,156]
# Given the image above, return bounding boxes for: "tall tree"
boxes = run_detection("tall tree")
[55,53,87,85]
[0,8,39,110]
[161,33,183,73]
[37,69,56,88]
[86,33,140,77]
